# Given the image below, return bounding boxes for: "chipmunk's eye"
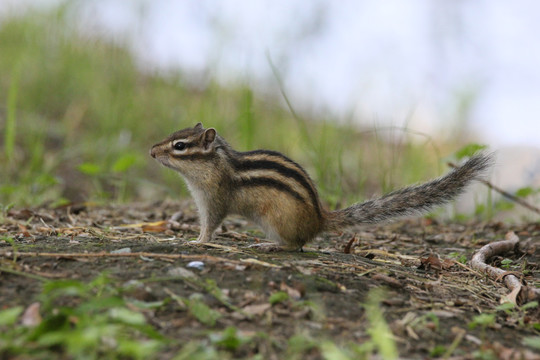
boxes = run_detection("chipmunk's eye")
[173,141,186,151]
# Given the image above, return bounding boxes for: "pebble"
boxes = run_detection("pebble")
[187,261,205,270]
[110,247,131,254]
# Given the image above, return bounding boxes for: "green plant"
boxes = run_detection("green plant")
[172,341,221,360]
[269,291,289,305]
[286,334,317,359]
[468,313,496,343]
[500,258,513,270]
[454,143,488,160]
[210,326,248,351]
[448,252,468,264]
[496,301,539,328]
[430,345,446,357]
[0,273,166,359]
[364,288,398,360]
[4,62,20,162]
[0,5,487,215]
[185,294,222,327]
[523,336,540,351]
[468,313,496,330]
[0,235,17,262]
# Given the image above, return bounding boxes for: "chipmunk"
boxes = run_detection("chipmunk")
[150,123,491,250]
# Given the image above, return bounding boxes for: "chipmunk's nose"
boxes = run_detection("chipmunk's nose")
[150,146,157,158]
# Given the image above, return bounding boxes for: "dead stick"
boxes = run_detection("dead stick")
[0,266,48,281]
[0,251,238,264]
[448,162,540,215]
[470,232,540,304]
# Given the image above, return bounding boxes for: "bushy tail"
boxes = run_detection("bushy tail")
[324,153,492,231]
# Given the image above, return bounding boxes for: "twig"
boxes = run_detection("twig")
[470,232,540,305]
[0,250,229,262]
[448,161,540,215]
[0,266,48,281]
[0,250,280,269]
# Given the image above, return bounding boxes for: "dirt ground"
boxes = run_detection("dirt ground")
[1,200,539,359]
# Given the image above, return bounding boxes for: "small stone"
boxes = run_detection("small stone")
[168,267,198,279]
[111,247,131,254]
[187,261,205,270]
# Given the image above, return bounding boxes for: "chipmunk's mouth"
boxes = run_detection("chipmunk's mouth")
[152,155,179,171]
[149,147,173,168]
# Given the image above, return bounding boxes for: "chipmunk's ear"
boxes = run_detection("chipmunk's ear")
[194,122,204,130]
[202,128,216,149]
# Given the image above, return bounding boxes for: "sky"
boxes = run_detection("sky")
[3,0,540,148]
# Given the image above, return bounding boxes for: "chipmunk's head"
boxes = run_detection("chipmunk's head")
[150,122,220,177]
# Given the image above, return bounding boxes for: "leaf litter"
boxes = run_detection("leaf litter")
[0,201,539,359]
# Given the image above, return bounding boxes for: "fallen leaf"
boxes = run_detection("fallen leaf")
[493,341,540,360]
[343,235,356,254]
[8,209,35,220]
[142,223,169,233]
[21,303,42,327]
[280,282,303,300]
[17,224,32,238]
[242,303,271,316]
[441,258,456,270]
[419,254,443,271]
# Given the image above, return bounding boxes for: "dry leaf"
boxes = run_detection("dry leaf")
[280,282,303,300]
[441,258,456,270]
[242,303,271,316]
[17,224,32,238]
[419,254,443,271]
[21,302,42,327]
[115,220,169,231]
[141,223,169,233]
[343,235,356,254]
[493,341,540,360]
[8,209,35,220]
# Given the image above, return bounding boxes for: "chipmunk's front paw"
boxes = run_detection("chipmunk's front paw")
[186,237,209,245]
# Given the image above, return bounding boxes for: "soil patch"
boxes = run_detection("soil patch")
[1,201,539,359]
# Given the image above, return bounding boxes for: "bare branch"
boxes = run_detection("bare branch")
[448,162,540,215]
[470,232,540,305]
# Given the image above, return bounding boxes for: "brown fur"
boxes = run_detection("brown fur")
[151,123,492,250]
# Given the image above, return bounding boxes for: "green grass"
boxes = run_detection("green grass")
[0,273,166,359]
[0,6,458,209]
[0,272,413,359]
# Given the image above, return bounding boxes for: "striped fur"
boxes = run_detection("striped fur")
[150,123,492,250]
[227,149,322,218]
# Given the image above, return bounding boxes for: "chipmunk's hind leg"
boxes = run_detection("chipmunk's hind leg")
[247,223,305,252]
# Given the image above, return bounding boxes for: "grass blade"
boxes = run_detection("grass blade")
[5,63,20,162]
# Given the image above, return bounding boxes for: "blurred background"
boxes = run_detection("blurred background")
[1,1,539,220]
